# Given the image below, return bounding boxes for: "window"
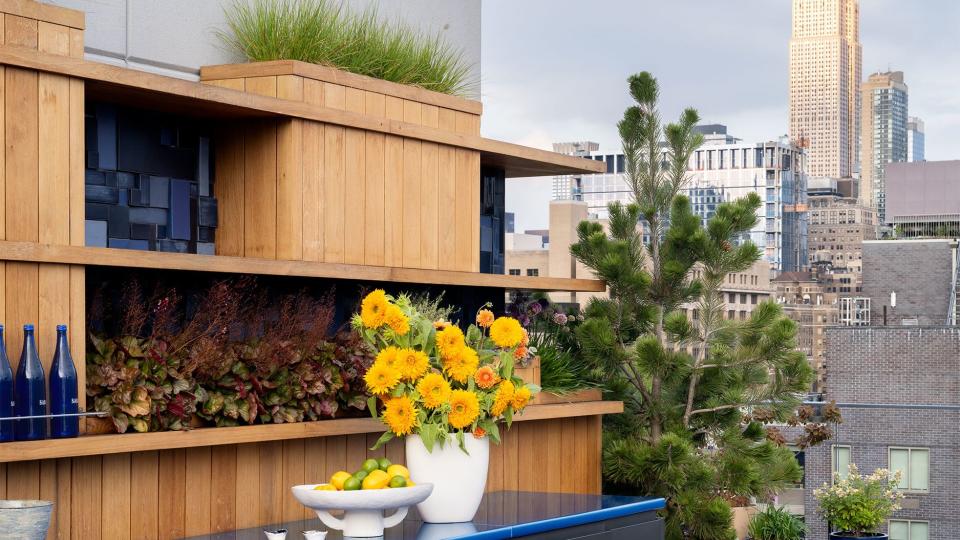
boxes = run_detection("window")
[751,294,758,305]
[889,521,928,540]
[728,292,736,303]
[526,269,539,277]
[508,269,520,276]
[740,293,747,304]
[889,447,929,492]
[727,310,735,320]
[832,445,851,480]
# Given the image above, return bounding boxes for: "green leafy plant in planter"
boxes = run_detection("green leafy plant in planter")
[814,464,903,539]
[747,506,806,540]
[87,279,374,432]
[218,0,477,96]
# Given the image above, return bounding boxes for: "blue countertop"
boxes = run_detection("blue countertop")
[186,491,665,540]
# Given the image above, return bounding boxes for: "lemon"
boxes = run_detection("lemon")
[361,459,380,473]
[313,484,337,491]
[386,464,410,480]
[330,471,352,490]
[377,457,392,471]
[343,477,361,491]
[362,469,390,490]
[388,475,407,488]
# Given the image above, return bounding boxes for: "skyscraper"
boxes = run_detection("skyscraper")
[908,116,925,162]
[789,0,862,179]
[861,71,909,225]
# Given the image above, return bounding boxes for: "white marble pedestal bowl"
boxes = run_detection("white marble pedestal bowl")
[291,483,433,538]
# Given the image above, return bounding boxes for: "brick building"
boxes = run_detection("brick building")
[804,326,960,540]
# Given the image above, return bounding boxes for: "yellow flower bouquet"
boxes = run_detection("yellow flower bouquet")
[352,290,539,453]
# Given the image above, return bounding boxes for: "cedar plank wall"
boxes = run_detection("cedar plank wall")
[0,3,604,538]
[0,2,86,539]
[204,66,482,272]
[7,418,601,539]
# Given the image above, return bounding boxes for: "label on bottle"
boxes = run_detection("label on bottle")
[9,400,13,407]
[71,398,78,404]
[38,399,46,406]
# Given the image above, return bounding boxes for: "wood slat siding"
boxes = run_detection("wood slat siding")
[204,70,482,272]
[0,4,85,539]
[3,416,601,538]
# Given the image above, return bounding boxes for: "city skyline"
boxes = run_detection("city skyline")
[482,0,960,232]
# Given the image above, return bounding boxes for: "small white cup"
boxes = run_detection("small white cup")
[264,529,288,540]
[302,531,327,540]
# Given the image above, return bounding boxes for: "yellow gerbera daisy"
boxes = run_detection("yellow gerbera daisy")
[435,325,465,358]
[364,361,400,395]
[397,348,429,381]
[489,317,524,348]
[491,379,515,416]
[512,385,532,410]
[385,305,410,336]
[442,346,479,384]
[360,289,390,328]
[448,390,480,429]
[473,365,500,389]
[416,373,451,409]
[475,309,495,328]
[383,395,418,436]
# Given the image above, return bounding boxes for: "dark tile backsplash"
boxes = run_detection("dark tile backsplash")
[84,102,217,254]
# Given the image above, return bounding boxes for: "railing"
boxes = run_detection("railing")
[948,242,959,325]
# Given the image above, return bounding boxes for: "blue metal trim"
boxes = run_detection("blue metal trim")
[447,496,666,540]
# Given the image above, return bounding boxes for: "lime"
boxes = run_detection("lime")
[330,471,352,490]
[377,457,392,471]
[361,458,380,473]
[353,470,369,482]
[343,477,361,491]
[388,475,407,488]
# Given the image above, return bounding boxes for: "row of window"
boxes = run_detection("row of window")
[833,446,929,492]
[507,268,539,277]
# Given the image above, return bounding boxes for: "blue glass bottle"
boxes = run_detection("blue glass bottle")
[14,324,46,440]
[0,325,13,442]
[49,325,78,438]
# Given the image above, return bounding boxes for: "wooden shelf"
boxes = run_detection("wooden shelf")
[0,46,604,178]
[0,241,606,292]
[0,401,622,463]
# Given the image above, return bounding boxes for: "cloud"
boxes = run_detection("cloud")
[483,0,960,229]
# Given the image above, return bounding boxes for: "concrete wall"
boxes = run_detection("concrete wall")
[41,0,482,95]
[886,160,960,221]
[861,239,956,325]
[805,327,960,540]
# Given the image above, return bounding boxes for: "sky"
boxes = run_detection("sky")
[480,0,960,233]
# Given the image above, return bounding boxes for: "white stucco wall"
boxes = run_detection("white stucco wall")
[41,0,481,97]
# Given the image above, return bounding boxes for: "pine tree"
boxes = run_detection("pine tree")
[571,73,837,540]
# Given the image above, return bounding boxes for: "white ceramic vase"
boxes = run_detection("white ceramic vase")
[405,434,489,523]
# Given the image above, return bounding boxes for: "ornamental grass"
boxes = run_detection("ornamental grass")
[218,0,477,96]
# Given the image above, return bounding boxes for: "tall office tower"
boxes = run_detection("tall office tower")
[908,116,925,162]
[789,0,861,179]
[551,141,599,201]
[861,71,909,225]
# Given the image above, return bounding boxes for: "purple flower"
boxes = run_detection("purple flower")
[529,302,543,315]
[553,313,568,325]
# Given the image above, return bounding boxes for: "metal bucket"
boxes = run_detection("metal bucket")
[0,500,53,540]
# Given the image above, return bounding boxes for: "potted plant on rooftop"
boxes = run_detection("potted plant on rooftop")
[216,0,477,97]
[747,506,806,540]
[353,290,538,523]
[814,464,903,540]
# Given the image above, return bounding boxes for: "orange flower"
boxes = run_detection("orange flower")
[475,309,495,328]
[433,320,451,330]
[474,366,500,389]
[473,427,487,439]
[512,385,532,410]
[520,328,529,346]
[513,345,528,360]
